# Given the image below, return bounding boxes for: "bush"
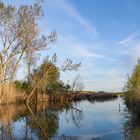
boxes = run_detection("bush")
[14,80,23,90]
[124,59,140,116]
[14,80,29,92]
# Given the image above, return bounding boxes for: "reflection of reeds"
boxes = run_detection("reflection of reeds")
[0,102,50,125]
[0,103,27,140]
[0,102,50,139]
[0,104,26,125]
[0,101,84,140]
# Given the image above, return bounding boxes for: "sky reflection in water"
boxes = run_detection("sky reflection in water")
[0,97,137,140]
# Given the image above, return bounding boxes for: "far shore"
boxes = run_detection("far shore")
[49,91,124,102]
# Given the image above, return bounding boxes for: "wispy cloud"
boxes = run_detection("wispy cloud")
[73,45,115,62]
[48,0,97,37]
[70,44,102,58]
[59,36,115,62]
[116,33,139,46]
[116,32,140,70]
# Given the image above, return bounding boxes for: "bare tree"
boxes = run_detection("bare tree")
[0,1,56,96]
[25,50,39,84]
[0,1,56,84]
[71,75,84,93]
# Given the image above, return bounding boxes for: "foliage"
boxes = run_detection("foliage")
[48,81,64,91]
[124,60,140,100]
[14,80,29,91]
[25,53,81,101]
[124,59,140,113]
[30,59,60,92]
[65,84,71,90]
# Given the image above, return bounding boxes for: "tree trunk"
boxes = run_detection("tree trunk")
[27,62,31,84]
[11,52,24,82]
[0,54,5,84]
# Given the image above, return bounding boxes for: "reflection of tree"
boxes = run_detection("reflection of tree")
[122,112,140,140]
[26,102,84,139]
[26,103,59,140]
[64,103,84,128]
[0,102,84,140]
[69,107,83,128]
[26,103,49,139]
[0,104,27,140]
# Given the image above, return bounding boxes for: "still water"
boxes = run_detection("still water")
[0,97,139,140]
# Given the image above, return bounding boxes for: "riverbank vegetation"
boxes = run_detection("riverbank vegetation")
[124,59,140,116]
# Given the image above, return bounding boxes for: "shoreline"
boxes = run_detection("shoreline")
[0,90,124,104]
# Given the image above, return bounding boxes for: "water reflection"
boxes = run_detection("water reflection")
[122,111,140,140]
[0,98,140,140]
[0,102,83,140]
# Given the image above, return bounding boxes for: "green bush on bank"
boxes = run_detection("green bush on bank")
[124,59,140,114]
[14,80,29,92]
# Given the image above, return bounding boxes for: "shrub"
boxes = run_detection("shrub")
[14,80,29,92]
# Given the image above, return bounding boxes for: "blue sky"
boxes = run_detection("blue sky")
[4,0,140,92]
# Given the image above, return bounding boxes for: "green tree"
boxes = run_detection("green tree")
[30,59,60,93]
[124,59,140,105]
[26,54,81,101]
[14,80,29,91]
[124,59,140,116]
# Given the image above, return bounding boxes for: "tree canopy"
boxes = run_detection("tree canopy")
[124,59,140,104]
[0,1,56,83]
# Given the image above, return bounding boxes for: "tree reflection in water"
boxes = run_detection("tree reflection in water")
[64,103,84,128]
[2,98,140,140]
[122,111,140,140]
[0,101,83,140]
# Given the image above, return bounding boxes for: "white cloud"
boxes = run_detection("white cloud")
[72,45,115,62]
[116,33,140,69]
[70,44,102,58]
[48,0,97,37]
[116,33,139,46]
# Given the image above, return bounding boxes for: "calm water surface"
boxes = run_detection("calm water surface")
[0,97,139,140]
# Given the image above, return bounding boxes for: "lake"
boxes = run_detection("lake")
[0,97,139,140]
